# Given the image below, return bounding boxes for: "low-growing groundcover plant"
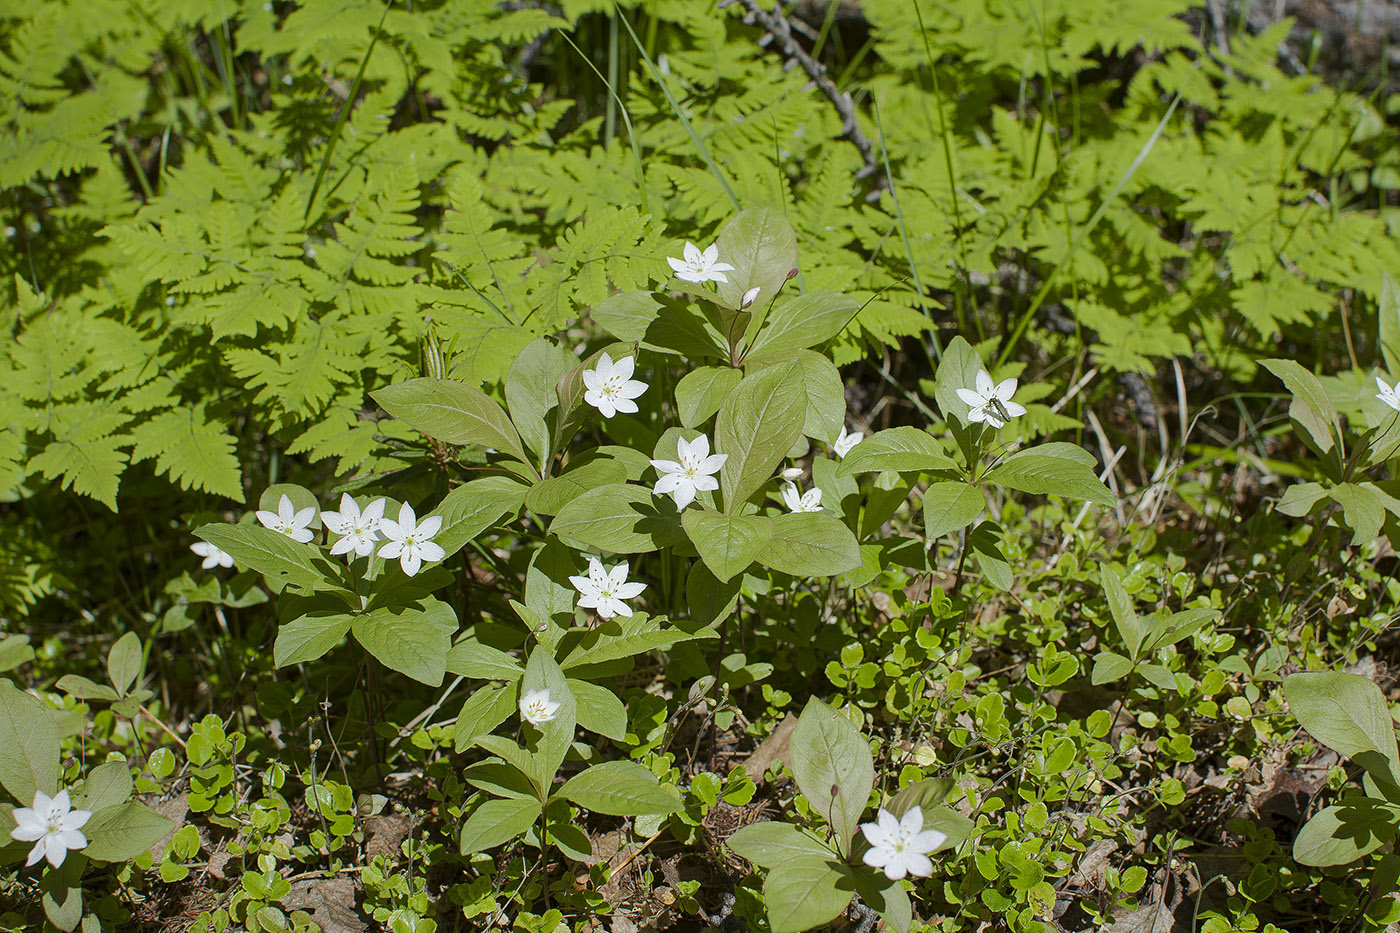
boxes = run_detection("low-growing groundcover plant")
[5,1,1400,932]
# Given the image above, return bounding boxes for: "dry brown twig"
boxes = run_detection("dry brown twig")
[727,0,881,182]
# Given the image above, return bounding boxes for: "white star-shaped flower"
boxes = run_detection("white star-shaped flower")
[321,494,387,558]
[569,557,647,619]
[582,352,648,419]
[859,805,946,881]
[666,241,736,284]
[782,483,822,513]
[956,369,1027,429]
[377,502,445,576]
[1377,376,1400,412]
[190,541,234,569]
[519,688,560,725]
[651,434,728,510]
[256,494,316,543]
[10,789,91,869]
[833,425,863,459]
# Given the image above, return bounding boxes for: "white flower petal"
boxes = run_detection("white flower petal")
[653,473,685,495]
[901,852,935,877]
[670,481,697,509]
[956,388,985,408]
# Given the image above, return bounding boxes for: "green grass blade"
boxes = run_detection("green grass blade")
[303,0,394,228]
[996,92,1182,368]
[614,3,739,211]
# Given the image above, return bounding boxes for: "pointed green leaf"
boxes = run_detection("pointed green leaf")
[789,698,873,858]
[716,361,807,511]
[682,511,774,583]
[555,760,680,816]
[0,679,59,803]
[194,523,326,592]
[985,444,1114,505]
[351,599,457,686]
[373,377,529,465]
[837,427,956,476]
[458,797,541,855]
[760,512,861,577]
[922,482,985,538]
[549,483,683,554]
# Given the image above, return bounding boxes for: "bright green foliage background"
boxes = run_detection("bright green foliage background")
[4,0,1400,931]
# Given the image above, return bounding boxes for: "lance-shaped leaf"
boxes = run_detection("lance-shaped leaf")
[788,698,874,857]
[922,481,985,538]
[352,599,457,686]
[550,483,684,553]
[1261,358,1340,455]
[747,291,861,358]
[985,443,1114,506]
[458,797,541,855]
[837,427,956,477]
[195,523,327,592]
[1284,672,1400,786]
[1293,796,1394,866]
[682,511,774,583]
[713,206,799,311]
[760,512,861,577]
[373,377,530,466]
[429,476,527,556]
[555,760,680,816]
[0,679,59,804]
[715,361,806,511]
[676,366,743,428]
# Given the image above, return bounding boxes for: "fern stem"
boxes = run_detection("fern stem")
[996,92,1182,369]
[303,0,395,228]
[911,0,975,340]
[557,28,650,216]
[873,97,941,360]
[615,3,739,211]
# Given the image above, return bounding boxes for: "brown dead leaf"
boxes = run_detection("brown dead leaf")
[364,813,411,859]
[1102,870,1180,933]
[143,793,190,862]
[743,713,797,784]
[283,877,368,933]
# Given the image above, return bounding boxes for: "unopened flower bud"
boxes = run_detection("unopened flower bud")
[741,286,761,308]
